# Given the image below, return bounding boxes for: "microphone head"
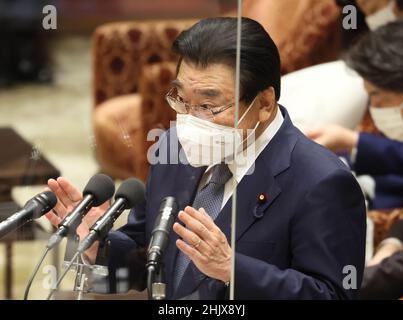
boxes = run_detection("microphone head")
[83,173,115,206]
[115,178,145,209]
[31,191,57,219]
[41,191,57,208]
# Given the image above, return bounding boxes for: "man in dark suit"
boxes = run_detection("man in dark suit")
[46,17,366,299]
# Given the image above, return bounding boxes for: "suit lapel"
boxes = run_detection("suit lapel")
[216,161,281,242]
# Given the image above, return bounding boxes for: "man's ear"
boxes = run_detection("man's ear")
[258,87,276,123]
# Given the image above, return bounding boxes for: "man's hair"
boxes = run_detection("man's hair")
[344,20,403,92]
[172,17,281,102]
[397,0,403,10]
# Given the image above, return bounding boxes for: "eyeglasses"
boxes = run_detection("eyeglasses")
[165,87,234,120]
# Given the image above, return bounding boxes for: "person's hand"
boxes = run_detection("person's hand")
[368,241,403,266]
[304,124,359,153]
[173,206,231,283]
[44,177,109,264]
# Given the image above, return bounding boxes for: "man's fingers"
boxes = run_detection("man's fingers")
[184,206,217,232]
[57,177,83,203]
[176,239,204,263]
[48,178,78,209]
[173,222,200,245]
[48,178,72,209]
[174,221,213,256]
[199,208,222,234]
[177,210,213,242]
[45,211,62,228]
[52,199,68,219]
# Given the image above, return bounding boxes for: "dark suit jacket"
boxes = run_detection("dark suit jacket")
[106,106,367,299]
[354,133,403,209]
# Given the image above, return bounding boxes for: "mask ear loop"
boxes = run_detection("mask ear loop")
[238,95,258,124]
[236,95,260,151]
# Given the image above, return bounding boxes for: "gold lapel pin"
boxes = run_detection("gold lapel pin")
[258,192,268,204]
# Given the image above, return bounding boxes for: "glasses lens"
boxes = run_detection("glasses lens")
[192,108,213,120]
[166,88,214,120]
[166,90,186,113]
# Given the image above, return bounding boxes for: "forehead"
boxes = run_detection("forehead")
[176,60,235,93]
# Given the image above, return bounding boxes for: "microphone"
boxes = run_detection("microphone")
[147,196,179,266]
[77,177,145,253]
[46,173,115,249]
[0,191,57,239]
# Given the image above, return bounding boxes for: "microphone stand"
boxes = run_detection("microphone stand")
[146,260,165,300]
[72,237,111,299]
[46,230,111,300]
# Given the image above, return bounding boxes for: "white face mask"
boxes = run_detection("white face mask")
[176,97,259,167]
[369,104,403,142]
[365,1,397,31]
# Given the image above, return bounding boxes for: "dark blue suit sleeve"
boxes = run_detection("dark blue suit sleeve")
[234,170,367,299]
[107,201,147,271]
[354,133,403,176]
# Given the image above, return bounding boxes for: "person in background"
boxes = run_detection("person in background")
[359,218,403,299]
[306,21,403,210]
[280,0,403,155]
[356,0,403,30]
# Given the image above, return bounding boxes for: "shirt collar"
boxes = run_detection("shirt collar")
[228,105,284,183]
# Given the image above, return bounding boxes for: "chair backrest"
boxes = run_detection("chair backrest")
[279,60,369,130]
[92,19,198,107]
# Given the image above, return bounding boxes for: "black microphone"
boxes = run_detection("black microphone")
[77,177,145,253]
[147,196,179,266]
[46,173,115,249]
[0,191,57,239]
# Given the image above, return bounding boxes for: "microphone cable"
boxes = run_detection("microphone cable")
[23,247,50,300]
[46,251,80,300]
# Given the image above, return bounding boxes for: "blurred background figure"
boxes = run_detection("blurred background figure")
[0,0,53,87]
[360,218,403,299]
[305,21,403,300]
[356,0,403,30]
[281,0,403,135]
[306,21,403,211]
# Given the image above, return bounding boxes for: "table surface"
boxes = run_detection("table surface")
[0,127,60,241]
[0,127,60,186]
